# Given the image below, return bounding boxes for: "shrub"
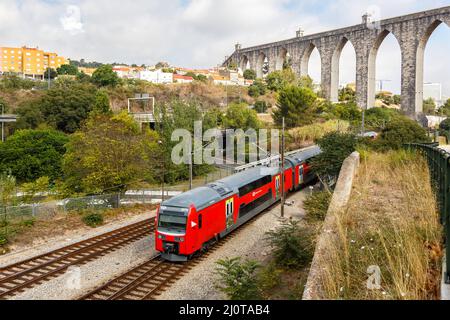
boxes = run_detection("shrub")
[439,118,450,132]
[375,117,430,150]
[243,69,256,80]
[215,257,261,300]
[311,132,357,179]
[0,232,8,246]
[0,129,69,183]
[82,212,104,228]
[254,100,268,114]
[265,220,315,269]
[304,191,332,222]
[273,85,318,128]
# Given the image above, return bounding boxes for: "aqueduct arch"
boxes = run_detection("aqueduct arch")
[225,6,450,116]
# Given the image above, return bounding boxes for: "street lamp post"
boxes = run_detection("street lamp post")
[1,105,4,143]
[158,140,165,202]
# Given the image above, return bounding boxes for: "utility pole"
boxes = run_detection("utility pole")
[189,136,193,191]
[48,68,51,90]
[159,140,165,202]
[1,105,4,143]
[281,117,286,218]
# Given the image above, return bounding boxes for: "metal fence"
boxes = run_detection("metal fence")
[0,191,180,240]
[406,143,450,283]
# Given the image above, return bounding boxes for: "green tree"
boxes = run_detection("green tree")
[339,86,356,102]
[331,102,362,122]
[440,99,450,116]
[311,132,357,179]
[440,118,450,132]
[91,65,121,87]
[297,75,315,91]
[254,100,268,114]
[44,68,57,80]
[243,69,257,80]
[63,112,160,194]
[222,103,261,131]
[266,69,296,92]
[423,98,436,115]
[37,83,97,133]
[0,129,68,183]
[364,107,400,131]
[248,79,266,98]
[376,117,430,150]
[0,74,36,90]
[215,258,261,300]
[56,64,79,76]
[14,101,45,130]
[273,85,318,128]
[92,90,112,115]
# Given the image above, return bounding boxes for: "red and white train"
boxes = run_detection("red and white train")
[155,146,322,262]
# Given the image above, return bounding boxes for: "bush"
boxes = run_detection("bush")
[375,117,430,150]
[311,132,357,179]
[265,220,315,269]
[82,212,104,228]
[0,129,69,183]
[254,100,268,114]
[248,79,266,98]
[215,257,261,300]
[243,69,256,80]
[304,191,332,222]
[0,232,8,246]
[439,118,450,132]
[273,85,318,128]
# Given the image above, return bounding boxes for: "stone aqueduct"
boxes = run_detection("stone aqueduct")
[223,6,450,116]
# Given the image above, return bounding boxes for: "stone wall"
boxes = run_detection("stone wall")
[302,152,360,300]
[224,6,450,116]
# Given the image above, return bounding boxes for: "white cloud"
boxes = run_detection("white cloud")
[0,0,447,95]
[60,5,84,35]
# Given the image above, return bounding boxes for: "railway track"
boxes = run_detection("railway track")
[0,217,155,300]
[80,214,259,301]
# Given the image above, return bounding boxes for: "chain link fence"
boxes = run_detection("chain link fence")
[406,143,450,284]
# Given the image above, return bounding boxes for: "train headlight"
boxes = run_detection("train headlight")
[158,234,166,240]
[175,237,185,242]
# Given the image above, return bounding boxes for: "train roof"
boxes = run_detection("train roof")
[161,186,222,211]
[161,147,321,211]
[286,146,322,165]
[215,166,279,191]
[161,167,279,211]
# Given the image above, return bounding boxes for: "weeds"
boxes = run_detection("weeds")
[82,211,104,228]
[265,220,315,269]
[304,191,332,223]
[319,151,443,300]
[215,257,261,300]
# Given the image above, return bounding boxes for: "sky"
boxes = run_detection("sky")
[0,0,449,96]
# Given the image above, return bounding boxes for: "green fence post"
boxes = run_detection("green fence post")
[446,156,450,284]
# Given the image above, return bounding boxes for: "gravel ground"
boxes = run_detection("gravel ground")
[6,188,310,300]
[0,211,155,268]
[157,189,309,300]
[12,234,157,300]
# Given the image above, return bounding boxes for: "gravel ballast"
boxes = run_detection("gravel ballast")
[157,190,308,300]
[7,189,309,300]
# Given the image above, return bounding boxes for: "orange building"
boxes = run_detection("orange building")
[0,46,68,79]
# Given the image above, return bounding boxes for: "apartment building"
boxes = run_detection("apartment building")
[0,46,68,79]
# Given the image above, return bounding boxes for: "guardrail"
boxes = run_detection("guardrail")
[406,143,450,284]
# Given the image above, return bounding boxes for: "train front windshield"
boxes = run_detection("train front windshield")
[158,209,187,233]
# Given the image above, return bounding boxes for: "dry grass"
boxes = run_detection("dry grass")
[287,120,350,150]
[319,151,443,300]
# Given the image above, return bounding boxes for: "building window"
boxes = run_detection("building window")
[26,52,31,56]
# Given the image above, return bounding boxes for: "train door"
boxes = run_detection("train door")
[225,198,234,230]
[275,175,281,199]
[299,165,305,185]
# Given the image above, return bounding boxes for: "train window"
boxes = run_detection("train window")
[198,214,203,229]
[238,176,272,197]
[158,213,187,232]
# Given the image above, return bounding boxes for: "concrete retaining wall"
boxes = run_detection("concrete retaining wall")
[302,152,360,300]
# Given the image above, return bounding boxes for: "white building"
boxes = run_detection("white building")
[139,70,173,84]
